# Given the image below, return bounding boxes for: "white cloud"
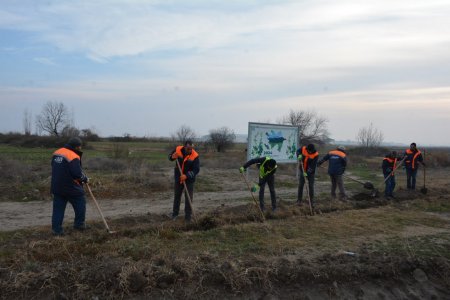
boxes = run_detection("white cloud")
[33,57,57,65]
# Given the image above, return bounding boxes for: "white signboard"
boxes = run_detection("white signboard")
[247,122,299,163]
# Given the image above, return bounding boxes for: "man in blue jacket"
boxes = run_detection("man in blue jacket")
[318,146,347,200]
[51,137,89,236]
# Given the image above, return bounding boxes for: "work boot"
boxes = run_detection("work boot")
[74,224,90,231]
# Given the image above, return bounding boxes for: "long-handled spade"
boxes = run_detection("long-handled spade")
[240,172,266,222]
[299,160,314,216]
[318,165,375,192]
[175,159,196,221]
[85,183,116,234]
[420,150,428,194]
[372,157,406,198]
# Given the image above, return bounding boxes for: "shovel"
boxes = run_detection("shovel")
[175,159,196,221]
[299,160,314,216]
[240,172,266,222]
[86,183,116,234]
[319,165,374,191]
[420,150,428,194]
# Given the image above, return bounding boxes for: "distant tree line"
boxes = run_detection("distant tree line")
[15,101,386,152]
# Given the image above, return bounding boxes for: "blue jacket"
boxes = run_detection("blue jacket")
[318,149,347,175]
[51,145,87,196]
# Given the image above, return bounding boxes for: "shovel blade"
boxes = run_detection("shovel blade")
[420,187,428,194]
[363,182,375,190]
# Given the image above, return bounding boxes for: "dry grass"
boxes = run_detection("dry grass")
[1,194,450,299]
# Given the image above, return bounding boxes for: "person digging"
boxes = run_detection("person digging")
[381,151,398,200]
[240,156,278,212]
[296,144,319,210]
[168,140,200,222]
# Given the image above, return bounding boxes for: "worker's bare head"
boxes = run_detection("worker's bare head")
[184,140,194,154]
[410,142,417,151]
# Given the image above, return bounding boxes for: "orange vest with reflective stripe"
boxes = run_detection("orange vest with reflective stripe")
[175,146,199,174]
[301,146,319,172]
[328,150,346,158]
[405,149,421,169]
[53,147,81,162]
[383,157,397,174]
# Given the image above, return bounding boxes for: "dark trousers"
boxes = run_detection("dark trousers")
[259,174,276,211]
[52,194,86,234]
[173,180,194,220]
[330,174,346,199]
[298,174,315,206]
[384,174,396,197]
[406,168,418,190]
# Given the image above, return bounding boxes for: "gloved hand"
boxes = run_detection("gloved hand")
[297,154,303,161]
[251,184,259,193]
[303,172,308,177]
[239,167,246,173]
[171,153,179,159]
[81,174,89,183]
[180,174,187,183]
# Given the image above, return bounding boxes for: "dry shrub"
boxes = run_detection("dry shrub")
[0,157,35,182]
[428,151,450,167]
[84,157,127,171]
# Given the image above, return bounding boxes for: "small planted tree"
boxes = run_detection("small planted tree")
[208,127,236,152]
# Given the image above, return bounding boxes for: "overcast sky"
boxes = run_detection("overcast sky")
[1,0,450,146]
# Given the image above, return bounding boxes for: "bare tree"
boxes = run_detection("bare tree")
[23,108,32,135]
[208,127,236,152]
[356,123,384,148]
[278,109,330,145]
[35,101,69,136]
[171,125,197,144]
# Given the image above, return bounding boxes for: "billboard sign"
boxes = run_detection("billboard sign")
[247,122,299,163]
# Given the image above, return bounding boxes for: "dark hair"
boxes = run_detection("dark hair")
[184,140,193,146]
[266,159,276,169]
[306,144,316,152]
[410,142,416,147]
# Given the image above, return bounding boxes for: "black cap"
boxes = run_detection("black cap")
[68,137,82,148]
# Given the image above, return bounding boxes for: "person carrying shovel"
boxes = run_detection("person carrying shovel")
[403,142,425,190]
[240,157,278,212]
[168,140,199,222]
[51,137,89,236]
[296,144,319,208]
